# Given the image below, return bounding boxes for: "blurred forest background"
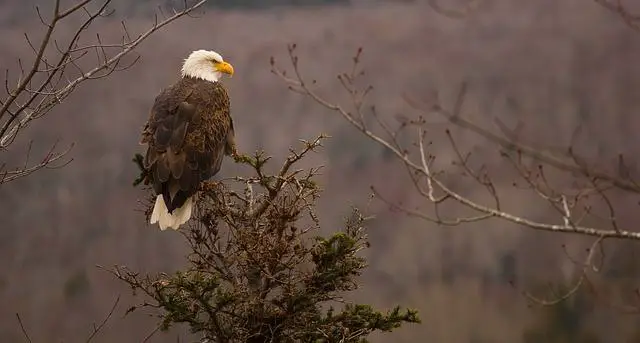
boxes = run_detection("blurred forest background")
[2,0,640,342]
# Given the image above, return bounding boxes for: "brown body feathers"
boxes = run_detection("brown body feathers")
[141,76,236,213]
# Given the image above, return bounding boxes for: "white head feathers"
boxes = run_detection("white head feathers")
[181,49,234,83]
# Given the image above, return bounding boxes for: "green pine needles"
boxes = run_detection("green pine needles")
[117,135,419,342]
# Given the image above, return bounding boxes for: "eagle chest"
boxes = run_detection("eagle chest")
[185,89,229,154]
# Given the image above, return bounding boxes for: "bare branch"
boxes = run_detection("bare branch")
[0,142,73,184]
[524,236,605,306]
[85,296,120,343]
[15,313,33,343]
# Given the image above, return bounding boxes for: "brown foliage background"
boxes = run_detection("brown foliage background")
[1,0,640,342]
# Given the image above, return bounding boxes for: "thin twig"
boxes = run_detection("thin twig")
[15,313,33,343]
[85,296,121,342]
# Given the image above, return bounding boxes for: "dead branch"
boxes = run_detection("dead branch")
[15,313,33,343]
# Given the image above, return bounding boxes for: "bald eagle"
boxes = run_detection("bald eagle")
[140,50,236,230]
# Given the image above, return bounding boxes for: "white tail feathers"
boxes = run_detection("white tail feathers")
[150,195,194,230]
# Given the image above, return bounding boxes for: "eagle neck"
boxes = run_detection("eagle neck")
[181,63,222,83]
[183,75,218,83]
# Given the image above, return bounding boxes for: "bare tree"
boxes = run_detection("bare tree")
[0,0,207,186]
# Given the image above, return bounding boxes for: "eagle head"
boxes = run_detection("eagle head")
[181,49,234,83]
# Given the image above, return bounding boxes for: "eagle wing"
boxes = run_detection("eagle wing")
[224,117,237,156]
[141,79,233,213]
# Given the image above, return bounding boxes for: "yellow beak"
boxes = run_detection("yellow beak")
[214,61,234,76]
